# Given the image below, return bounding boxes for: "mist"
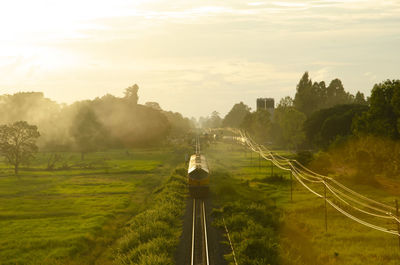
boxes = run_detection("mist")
[0,85,193,153]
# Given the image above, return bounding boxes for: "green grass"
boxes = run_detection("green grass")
[0,147,187,265]
[205,142,400,265]
[113,169,188,265]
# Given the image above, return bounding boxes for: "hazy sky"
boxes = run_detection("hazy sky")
[0,0,399,118]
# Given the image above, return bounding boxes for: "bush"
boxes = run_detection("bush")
[113,169,187,264]
[296,151,313,166]
[216,201,280,265]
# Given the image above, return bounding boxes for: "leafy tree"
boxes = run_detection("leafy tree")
[325,79,353,108]
[124,84,139,105]
[273,106,306,149]
[353,80,400,139]
[304,104,368,148]
[277,96,293,108]
[354,91,368,105]
[163,111,192,137]
[0,121,40,174]
[293,72,357,116]
[200,111,223,128]
[145,101,162,111]
[222,102,251,128]
[293,72,315,116]
[70,106,108,160]
[241,110,271,142]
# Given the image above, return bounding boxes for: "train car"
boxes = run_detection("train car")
[188,153,209,197]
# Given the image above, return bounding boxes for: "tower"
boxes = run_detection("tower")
[256,98,274,116]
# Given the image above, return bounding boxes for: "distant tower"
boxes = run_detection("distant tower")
[256,98,274,116]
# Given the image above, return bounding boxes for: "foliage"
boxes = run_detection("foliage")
[0,87,191,152]
[293,72,316,116]
[222,102,251,128]
[89,93,170,147]
[0,147,183,265]
[124,84,139,105]
[354,91,368,105]
[200,111,223,128]
[273,104,306,149]
[0,121,40,174]
[208,148,282,265]
[70,106,109,159]
[353,79,400,139]
[208,142,400,265]
[310,135,400,181]
[162,111,193,137]
[113,170,187,265]
[0,92,63,149]
[304,104,368,148]
[295,150,313,166]
[241,110,272,143]
[293,72,357,117]
[218,202,280,265]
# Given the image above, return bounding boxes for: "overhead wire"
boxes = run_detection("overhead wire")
[225,128,400,235]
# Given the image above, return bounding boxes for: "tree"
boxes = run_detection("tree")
[273,106,306,149]
[353,80,400,139]
[277,96,293,108]
[304,104,368,148]
[325,79,353,108]
[222,102,251,128]
[354,91,367,105]
[124,84,139,105]
[293,72,358,116]
[145,102,162,111]
[70,106,108,160]
[293,72,318,116]
[0,121,40,174]
[162,111,192,137]
[241,110,272,143]
[209,111,222,128]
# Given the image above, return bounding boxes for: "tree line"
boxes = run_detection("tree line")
[0,85,193,173]
[206,72,399,152]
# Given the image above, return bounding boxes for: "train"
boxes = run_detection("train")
[188,141,210,197]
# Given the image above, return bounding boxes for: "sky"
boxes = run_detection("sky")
[0,0,399,118]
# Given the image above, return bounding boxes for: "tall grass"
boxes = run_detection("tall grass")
[206,142,400,265]
[113,169,187,265]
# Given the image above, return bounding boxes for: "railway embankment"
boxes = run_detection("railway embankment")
[113,168,187,265]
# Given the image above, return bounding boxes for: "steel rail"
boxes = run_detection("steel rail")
[191,198,210,265]
[191,198,196,265]
[202,201,210,265]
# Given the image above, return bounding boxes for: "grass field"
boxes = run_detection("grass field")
[205,141,400,265]
[0,146,188,265]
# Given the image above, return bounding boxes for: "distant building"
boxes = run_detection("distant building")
[256,98,274,116]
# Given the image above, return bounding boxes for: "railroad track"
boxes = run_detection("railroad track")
[191,198,210,265]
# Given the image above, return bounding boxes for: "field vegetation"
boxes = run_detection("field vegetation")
[206,142,400,265]
[0,146,189,265]
[113,168,187,265]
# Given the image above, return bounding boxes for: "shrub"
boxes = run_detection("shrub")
[114,169,187,264]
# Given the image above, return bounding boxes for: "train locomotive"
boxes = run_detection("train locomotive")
[188,145,209,198]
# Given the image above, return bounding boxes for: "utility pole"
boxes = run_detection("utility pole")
[258,152,261,171]
[396,199,400,249]
[290,171,293,202]
[324,177,328,232]
[270,160,274,177]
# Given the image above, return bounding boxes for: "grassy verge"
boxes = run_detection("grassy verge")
[205,142,400,265]
[113,168,187,265]
[0,146,188,265]
[206,143,283,265]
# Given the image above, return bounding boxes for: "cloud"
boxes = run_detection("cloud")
[0,0,399,117]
